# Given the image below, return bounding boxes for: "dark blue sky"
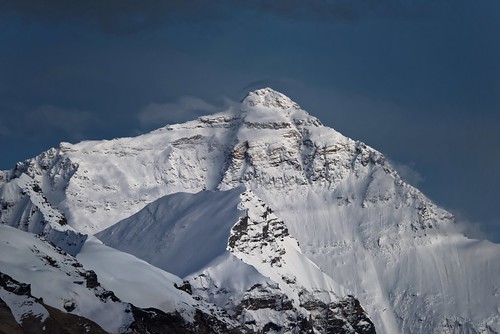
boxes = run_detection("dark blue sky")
[1,1,499,241]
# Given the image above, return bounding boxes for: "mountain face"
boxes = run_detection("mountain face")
[1,87,499,333]
[96,188,375,333]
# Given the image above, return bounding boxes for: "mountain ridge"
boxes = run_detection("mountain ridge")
[97,188,376,333]
[1,88,499,333]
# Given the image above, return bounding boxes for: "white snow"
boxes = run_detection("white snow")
[185,252,274,312]
[77,236,197,318]
[97,188,358,331]
[0,224,132,333]
[1,87,499,333]
[0,173,86,255]
[0,289,49,325]
[230,190,347,304]
[96,187,245,277]
[97,188,347,304]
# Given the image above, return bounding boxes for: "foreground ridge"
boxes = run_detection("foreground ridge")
[98,188,376,333]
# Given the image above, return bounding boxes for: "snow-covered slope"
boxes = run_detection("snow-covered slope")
[0,173,86,255]
[95,188,245,277]
[1,87,499,333]
[0,224,132,332]
[0,270,107,333]
[77,236,194,315]
[77,237,249,333]
[98,188,375,333]
[0,224,251,333]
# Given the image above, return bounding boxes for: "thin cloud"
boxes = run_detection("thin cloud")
[451,210,490,241]
[457,220,489,241]
[138,96,219,127]
[239,77,307,97]
[388,159,424,187]
[25,105,97,139]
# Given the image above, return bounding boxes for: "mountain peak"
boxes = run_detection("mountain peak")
[242,87,300,110]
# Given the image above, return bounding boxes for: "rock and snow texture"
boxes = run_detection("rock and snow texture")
[0,173,86,255]
[227,190,375,334]
[0,271,107,334]
[0,224,248,333]
[0,224,132,333]
[0,272,49,329]
[77,236,196,316]
[98,188,375,333]
[1,87,499,333]
[77,237,248,333]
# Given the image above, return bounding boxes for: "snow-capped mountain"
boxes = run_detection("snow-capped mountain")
[1,88,499,333]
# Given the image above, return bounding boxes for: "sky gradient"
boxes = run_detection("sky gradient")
[1,1,499,241]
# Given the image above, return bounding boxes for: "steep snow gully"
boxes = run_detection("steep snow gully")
[0,88,499,333]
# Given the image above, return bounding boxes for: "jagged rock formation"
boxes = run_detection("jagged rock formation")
[225,190,376,333]
[98,189,375,333]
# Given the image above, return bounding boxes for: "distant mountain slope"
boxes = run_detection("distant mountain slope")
[1,88,499,333]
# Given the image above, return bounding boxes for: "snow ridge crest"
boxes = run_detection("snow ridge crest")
[242,87,301,111]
